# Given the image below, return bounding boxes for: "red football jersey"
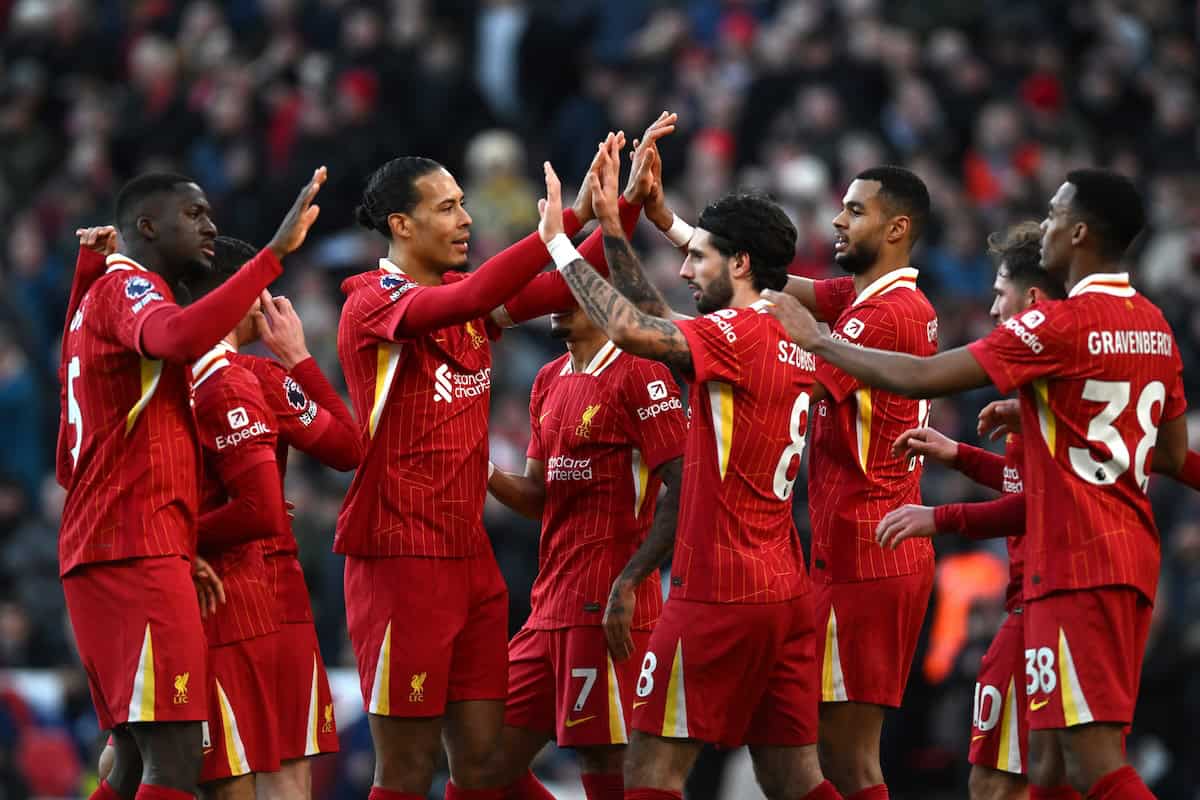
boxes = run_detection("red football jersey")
[969,272,1187,603]
[57,256,200,576]
[191,346,280,645]
[1000,433,1025,612]
[233,352,333,624]
[671,301,818,603]
[525,342,687,630]
[808,268,939,582]
[336,260,496,557]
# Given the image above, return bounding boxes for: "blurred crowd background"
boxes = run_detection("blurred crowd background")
[0,0,1199,797]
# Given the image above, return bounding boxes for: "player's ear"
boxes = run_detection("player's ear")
[1070,219,1088,248]
[136,214,157,242]
[887,215,910,245]
[731,251,752,280]
[387,212,411,241]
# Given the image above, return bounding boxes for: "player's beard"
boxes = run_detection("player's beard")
[834,238,879,275]
[695,265,735,314]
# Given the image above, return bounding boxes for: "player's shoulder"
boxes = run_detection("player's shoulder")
[533,353,572,390]
[342,264,418,306]
[89,265,170,305]
[231,352,285,383]
[194,351,266,408]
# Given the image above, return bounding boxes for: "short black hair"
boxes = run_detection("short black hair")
[698,192,797,292]
[114,172,196,237]
[854,165,931,245]
[355,157,445,237]
[186,236,257,299]
[1064,168,1145,260]
[987,221,1065,300]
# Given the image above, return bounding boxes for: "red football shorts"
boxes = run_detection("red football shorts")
[1023,587,1151,731]
[275,621,339,760]
[969,611,1027,775]
[631,595,817,748]
[345,549,509,717]
[505,626,651,748]
[201,632,281,783]
[63,555,208,730]
[813,569,934,707]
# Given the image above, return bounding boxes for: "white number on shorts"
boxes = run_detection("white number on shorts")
[636,651,657,698]
[1024,647,1056,695]
[67,355,83,468]
[772,392,811,500]
[1069,380,1164,491]
[973,682,1002,731]
[570,667,597,712]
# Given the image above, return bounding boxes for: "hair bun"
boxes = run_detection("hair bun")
[354,203,376,231]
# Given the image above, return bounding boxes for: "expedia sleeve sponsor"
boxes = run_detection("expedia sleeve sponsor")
[215,420,270,450]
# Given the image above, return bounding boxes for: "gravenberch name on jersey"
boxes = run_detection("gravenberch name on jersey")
[546,455,591,481]
[1087,329,1174,356]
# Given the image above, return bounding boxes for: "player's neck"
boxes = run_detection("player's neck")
[385,245,446,287]
[1065,257,1122,294]
[852,254,911,296]
[222,332,239,351]
[122,243,174,284]
[728,282,762,310]
[566,335,608,372]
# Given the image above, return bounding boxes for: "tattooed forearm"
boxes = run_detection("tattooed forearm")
[603,234,671,317]
[560,257,694,373]
[612,457,682,592]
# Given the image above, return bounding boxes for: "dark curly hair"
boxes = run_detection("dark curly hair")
[697,192,797,292]
[355,157,445,237]
[987,222,1065,299]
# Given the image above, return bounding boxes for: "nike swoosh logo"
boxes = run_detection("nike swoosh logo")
[971,734,987,742]
[1029,698,1049,711]
[633,701,648,709]
[564,715,597,728]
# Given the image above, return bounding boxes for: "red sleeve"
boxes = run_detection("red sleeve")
[66,247,107,325]
[1164,348,1187,421]
[194,368,286,547]
[283,357,362,470]
[623,360,687,471]
[933,493,1025,540]
[501,198,643,324]
[674,307,762,384]
[1174,450,1200,491]
[966,302,1072,394]
[526,373,548,461]
[137,248,283,361]
[197,460,288,550]
[813,276,856,321]
[388,212,585,337]
[816,302,897,403]
[953,443,1006,492]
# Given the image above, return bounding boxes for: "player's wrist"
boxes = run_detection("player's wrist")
[279,347,312,370]
[548,234,582,271]
[661,213,695,247]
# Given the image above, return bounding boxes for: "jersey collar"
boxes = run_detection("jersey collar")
[1068,272,1135,299]
[105,253,149,273]
[379,258,407,275]
[560,339,622,376]
[191,341,236,388]
[853,267,919,306]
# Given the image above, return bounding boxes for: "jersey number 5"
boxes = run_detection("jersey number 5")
[67,356,84,468]
[773,392,811,500]
[1070,379,1165,491]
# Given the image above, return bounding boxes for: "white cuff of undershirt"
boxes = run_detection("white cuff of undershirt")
[663,214,695,248]
[548,234,582,271]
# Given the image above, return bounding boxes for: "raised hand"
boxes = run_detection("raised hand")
[573,130,625,225]
[891,426,958,466]
[592,134,624,235]
[76,225,119,255]
[268,166,326,259]
[624,111,676,205]
[643,145,674,233]
[537,161,565,244]
[875,505,937,550]
[255,289,312,369]
[760,289,822,349]
[192,556,226,618]
[978,399,1021,441]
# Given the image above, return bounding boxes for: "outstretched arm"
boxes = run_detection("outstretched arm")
[761,289,991,398]
[603,456,682,660]
[539,157,693,373]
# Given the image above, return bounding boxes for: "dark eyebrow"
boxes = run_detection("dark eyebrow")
[687,247,704,259]
[846,200,866,212]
